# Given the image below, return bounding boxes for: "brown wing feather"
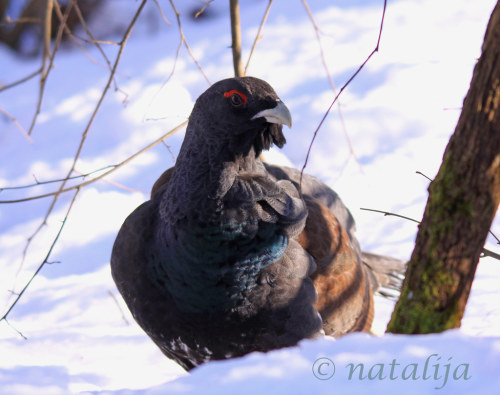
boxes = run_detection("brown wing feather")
[296,196,375,336]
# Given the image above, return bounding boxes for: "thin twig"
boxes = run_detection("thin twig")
[168,0,211,85]
[0,165,116,192]
[360,207,420,224]
[361,207,500,260]
[229,0,244,77]
[194,0,214,18]
[0,107,34,144]
[0,121,187,204]
[27,0,74,136]
[77,37,120,45]
[6,0,148,299]
[47,0,147,203]
[0,68,42,92]
[481,249,500,260]
[94,177,143,193]
[108,290,130,325]
[416,170,433,182]
[153,0,171,25]
[52,0,100,67]
[301,0,362,173]
[64,2,124,95]
[244,0,273,75]
[7,123,183,293]
[300,0,387,188]
[145,0,186,101]
[162,140,177,162]
[3,319,27,340]
[1,188,81,327]
[0,16,43,25]
[72,169,142,193]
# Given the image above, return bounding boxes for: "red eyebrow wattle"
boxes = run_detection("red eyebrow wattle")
[224,90,247,105]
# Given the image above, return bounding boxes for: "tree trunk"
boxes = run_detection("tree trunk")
[387,0,500,334]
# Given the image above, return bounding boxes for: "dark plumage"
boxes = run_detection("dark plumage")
[111,77,404,371]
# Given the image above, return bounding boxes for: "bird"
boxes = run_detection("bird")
[111,76,404,371]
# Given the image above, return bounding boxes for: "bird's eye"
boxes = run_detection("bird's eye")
[230,94,244,106]
[224,90,247,107]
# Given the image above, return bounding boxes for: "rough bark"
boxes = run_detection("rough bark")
[387,0,500,334]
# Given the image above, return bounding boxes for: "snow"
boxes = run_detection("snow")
[0,0,499,393]
[131,332,500,395]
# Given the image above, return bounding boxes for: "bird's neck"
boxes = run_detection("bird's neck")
[153,142,279,313]
[161,140,262,223]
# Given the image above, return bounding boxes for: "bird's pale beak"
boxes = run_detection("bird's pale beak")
[251,100,292,128]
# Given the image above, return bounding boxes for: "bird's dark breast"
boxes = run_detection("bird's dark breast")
[119,217,317,370]
[149,218,288,314]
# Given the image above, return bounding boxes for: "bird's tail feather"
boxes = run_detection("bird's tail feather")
[361,252,406,300]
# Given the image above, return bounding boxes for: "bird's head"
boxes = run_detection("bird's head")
[188,77,292,157]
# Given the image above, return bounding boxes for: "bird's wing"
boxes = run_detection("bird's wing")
[265,164,376,336]
[265,165,406,296]
[297,194,375,335]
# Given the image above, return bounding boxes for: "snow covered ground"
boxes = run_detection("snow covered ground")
[0,0,499,393]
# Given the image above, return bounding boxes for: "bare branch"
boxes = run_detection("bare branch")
[162,140,177,162]
[301,0,362,173]
[3,319,27,340]
[169,0,211,85]
[244,0,273,75]
[300,0,387,187]
[0,107,34,144]
[0,16,43,26]
[361,207,500,261]
[92,176,142,194]
[70,2,123,93]
[481,248,500,260]
[1,188,81,326]
[490,231,500,245]
[0,165,116,192]
[49,0,147,199]
[0,68,42,93]
[51,0,100,67]
[0,120,187,204]
[3,0,149,304]
[27,0,74,136]
[360,207,420,224]
[194,1,214,19]
[108,290,130,325]
[229,0,244,77]
[155,7,184,87]
[75,37,120,46]
[416,170,433,182]
[153,0,171,25]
